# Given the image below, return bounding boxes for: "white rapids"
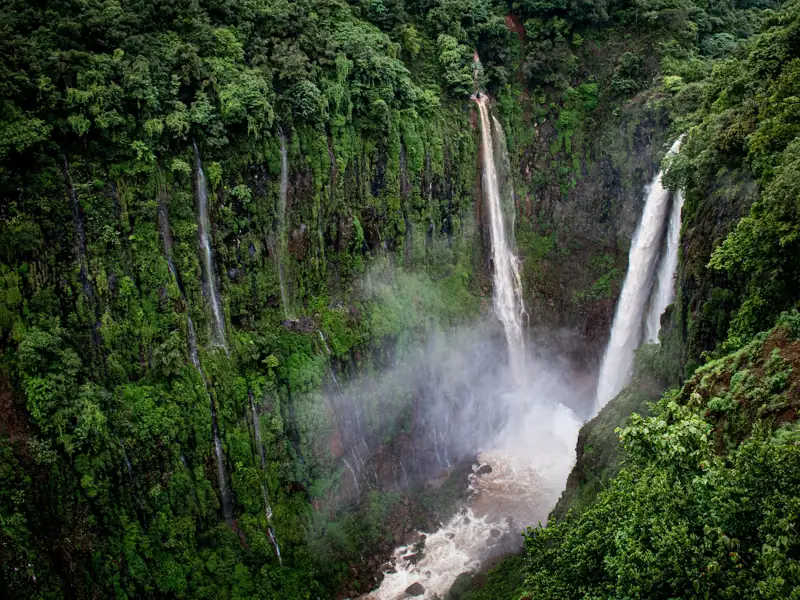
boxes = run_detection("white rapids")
[366,403,580,600]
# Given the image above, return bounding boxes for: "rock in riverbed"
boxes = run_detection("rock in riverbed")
[405,582,425,596]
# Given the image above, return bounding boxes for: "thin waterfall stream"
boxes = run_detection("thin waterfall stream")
[276,131,292,319]
[193,142,227,349]
[158,186,234,525]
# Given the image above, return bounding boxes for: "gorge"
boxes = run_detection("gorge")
[2,0,800,599]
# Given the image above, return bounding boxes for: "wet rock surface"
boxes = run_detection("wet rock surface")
[404,582,425,596]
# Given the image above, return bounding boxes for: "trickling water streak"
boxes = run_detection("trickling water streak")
[262,486,273,521]
[317,330,342,393]
[371,465,379,489]
[595,138,683,409]
[187,316,201,369]
[475,100,526,383]
[400,461,410,489]
[432,425,443,468]
[276,132,292,318]
[124,454,134,482]
[159,188,233,524]
[212,425,234,524]
[354,406,368,453]
[157,188,185,297]
[644,189,684,342]
[351,447,364,473]
[344,459,361,498]
[268,526,283,566]
[250,392,267,470]
[319,328,371,492]
[439,429,451,468]
[63,159,95,304]
[193,142,227,348]
[250,392,282,563]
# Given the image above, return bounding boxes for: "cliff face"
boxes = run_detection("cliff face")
[0,0,691,593]
[518,96,670,365]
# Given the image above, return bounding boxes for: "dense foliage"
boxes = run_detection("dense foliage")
[1,0,489,597]
[0,0,794,596]
[668,0,800,371]
[524,311,800,599]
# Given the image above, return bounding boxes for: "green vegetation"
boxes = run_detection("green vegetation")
[524,312,800,599]
[667,0,800,371]
[1,0,797,596]
[1,0,491,596]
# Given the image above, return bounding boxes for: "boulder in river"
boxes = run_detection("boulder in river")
[475,464,492,475]
[405,582,425,596]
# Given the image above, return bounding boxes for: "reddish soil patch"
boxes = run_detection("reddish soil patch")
[505,14,526,43]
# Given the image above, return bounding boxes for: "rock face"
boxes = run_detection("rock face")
[550,368,665,521]
[518,99,671,367]
[405,582,425,596]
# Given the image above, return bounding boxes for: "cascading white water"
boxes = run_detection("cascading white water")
[276,132,292,318]
[476,99,526,383]
[644,189,684,342]
[595,138,683,410]
[193,142,227,348]
[366,97,582,600]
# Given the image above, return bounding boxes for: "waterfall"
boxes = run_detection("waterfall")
[644,189,684,342]
[317,330,342,393]
[158,185,233,524]
[249,391,282,563]
[595,138,683,410]
[344,458,361,498]
[475,98,526,382]
[211,421,234,524]
[193,142,227,348]
[276,132,291,318]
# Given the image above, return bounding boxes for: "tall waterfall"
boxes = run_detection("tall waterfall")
[644,189,684,342]
[476,98,526,382]
[158,186,233,524]
[595,138,683,409]
[367,95,585,600]
[193,142,227,348]
[276,132,291,318]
